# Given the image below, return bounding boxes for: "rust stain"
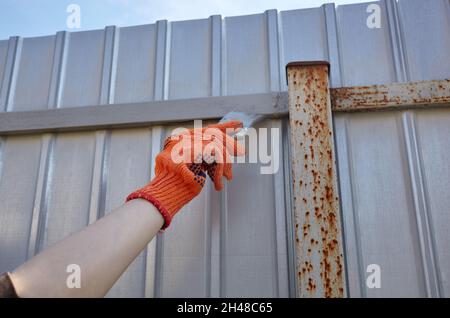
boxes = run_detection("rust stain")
[287,63,345,298]
[331,79,450,112]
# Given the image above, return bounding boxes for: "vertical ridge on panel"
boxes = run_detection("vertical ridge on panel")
[0,137,3,182]
[163,22,171,101]
[0,135,42,273]
[266,10,289,297]
[219,16,228,297]
[88,25,116,225]
[169,18,211,99]
[276,11,286,92]
[97,132,111,220]
[384,0,407,82]
[55,32,69,108]
[29,31,67,258]
[37,131,97,250]
[282,118,296,297]
[202,181,213,298]
[210,15,222,97]
[220,17,227,96]
[222,13,281,297]
[152,19,169,297]
[59,29,106,107]
[99,26,116,105]
[279,7,328,86]
[88,131,107,225]
[210,14,222,298]
[225,120,279,297]
[112,22,159,297]
[336,2,396,86]
[159,122,210,297]
[0,40,10,100]
[343,112,426,297]
[270,119,289,297]
[160,16,213,297]
[333,115,364,297]
[103,127,152,298]
[397,0,450,81]
[219,181,228,297]
[223,13,270,95]
[113,24,157,104]
[1,36,21,111]
[8,35,55,111]
[265,9,281,92]
[27,134,52,258]
[323,3,342,87]
[37,30,103,249]
[105,24,157,297]
[414,108,450,297]
[151,20,169,297]
[154,20,168,102]
[401,112,441,297]
[145,126,164,298]
[48,31,67,109]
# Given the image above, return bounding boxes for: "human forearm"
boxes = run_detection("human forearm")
[10,199,163,298]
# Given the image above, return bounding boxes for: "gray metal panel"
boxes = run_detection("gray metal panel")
[103,128,153,297]
[280,8,328,70]
[158,187,212,297]
[414,108,450,297]
[169,19,212,99]
[37,132,96,250]
[398,0,450,81]
[224,120,288,297]
[336,1,397,86]
[334,111,427,297]
[9,36,55,111]
[0,136,42,272]
[223,13,270,95]
[157,124,214,297]
[60,30,105,108]
[113,24,157,104]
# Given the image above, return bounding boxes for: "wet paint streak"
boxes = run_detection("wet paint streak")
[287,62,345,298]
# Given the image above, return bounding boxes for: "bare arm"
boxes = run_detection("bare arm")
[10,199,163,298]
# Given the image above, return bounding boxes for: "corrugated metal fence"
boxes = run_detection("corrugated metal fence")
[0,0,449,297]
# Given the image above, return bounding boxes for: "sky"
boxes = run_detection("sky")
[0,0,371,40]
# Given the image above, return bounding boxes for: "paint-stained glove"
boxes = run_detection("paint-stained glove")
[126,120,245,230]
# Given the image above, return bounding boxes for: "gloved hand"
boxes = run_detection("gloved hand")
[126,120,245,230]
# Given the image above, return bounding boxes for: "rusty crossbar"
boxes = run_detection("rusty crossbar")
[331,79,450,112]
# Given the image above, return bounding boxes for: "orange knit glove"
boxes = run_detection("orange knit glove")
[126,120,245,230]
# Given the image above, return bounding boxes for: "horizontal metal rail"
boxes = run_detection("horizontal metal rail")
[0,93,288,135]
[0,79,449,135]
[331,79,450,112]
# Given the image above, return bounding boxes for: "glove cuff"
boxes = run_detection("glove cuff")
[126,170,203,230]
[126,191,173,230]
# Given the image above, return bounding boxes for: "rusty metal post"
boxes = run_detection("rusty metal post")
[286,61,346,298]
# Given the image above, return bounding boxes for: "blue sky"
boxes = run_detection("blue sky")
[0,0,371,40]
